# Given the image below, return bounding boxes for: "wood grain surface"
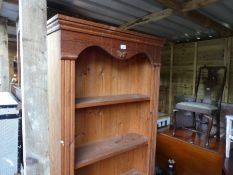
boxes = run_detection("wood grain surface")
[76,94,150,108]
[156,129,224,175]
[75,133,148,169]
[47,14,164,175]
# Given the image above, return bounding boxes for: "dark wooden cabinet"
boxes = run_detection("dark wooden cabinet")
[47,14,165,175]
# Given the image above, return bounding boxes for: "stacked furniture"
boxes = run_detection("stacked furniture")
[226,115,233,158]
[47,14,164,175]
[173,66,227,147]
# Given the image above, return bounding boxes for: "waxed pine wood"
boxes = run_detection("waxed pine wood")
[76,94,150,109]
[48,31,62,175]
[75,47,154,175]
[75,133,148,168]
[47,14,164,175]
[120,169,142,175]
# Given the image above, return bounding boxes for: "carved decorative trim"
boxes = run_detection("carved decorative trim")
[116,50,128,59]
[60,45,161,67]
[47,14,165,47]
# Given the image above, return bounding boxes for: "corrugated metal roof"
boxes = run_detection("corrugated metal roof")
[0,1,18,41]
[48,0,232,42]
[1,0,233,43]
[198,0,233,29]
[0,2,18,21]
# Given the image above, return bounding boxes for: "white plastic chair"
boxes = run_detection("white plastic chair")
[226,115,233,158]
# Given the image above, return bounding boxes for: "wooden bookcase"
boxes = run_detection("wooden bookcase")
[47,14,165,175]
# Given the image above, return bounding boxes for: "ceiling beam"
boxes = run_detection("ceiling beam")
[157,0,232,37]
[182,0,220,12]
[157,0,182,11]
[156,0,220,12]
[120,0,220,31]
[120,8,174,29]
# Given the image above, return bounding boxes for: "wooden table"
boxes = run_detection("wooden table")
[156,129,225,175]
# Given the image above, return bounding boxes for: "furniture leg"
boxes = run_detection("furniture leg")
[226,116,232,158]
[205,115,213,147]
[172,110,178,136]
[196,113,202,136]
[216,112,220,138]
[192,112,196,129]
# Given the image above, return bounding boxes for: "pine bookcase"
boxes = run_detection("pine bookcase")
[47,14,165,175]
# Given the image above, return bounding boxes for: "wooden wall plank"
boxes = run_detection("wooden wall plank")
[159,37,232,113]
[223,38,232,103]
[192,42,198,96]
[168,43,174,114]
[171,42,195,110]
[159,44,171,113]
[228,37,233,103]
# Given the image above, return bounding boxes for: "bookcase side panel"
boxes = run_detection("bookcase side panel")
[48,31,63,175]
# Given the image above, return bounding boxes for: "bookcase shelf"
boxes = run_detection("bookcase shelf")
[75,94,150,109]
[75,133,148,169]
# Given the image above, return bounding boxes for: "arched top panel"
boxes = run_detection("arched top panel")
[61,43,161,67]
[79,45,154,64]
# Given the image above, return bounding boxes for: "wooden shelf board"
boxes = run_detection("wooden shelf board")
[120,169,142,175]
[75,94,150,109]
[75,133,148,169]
